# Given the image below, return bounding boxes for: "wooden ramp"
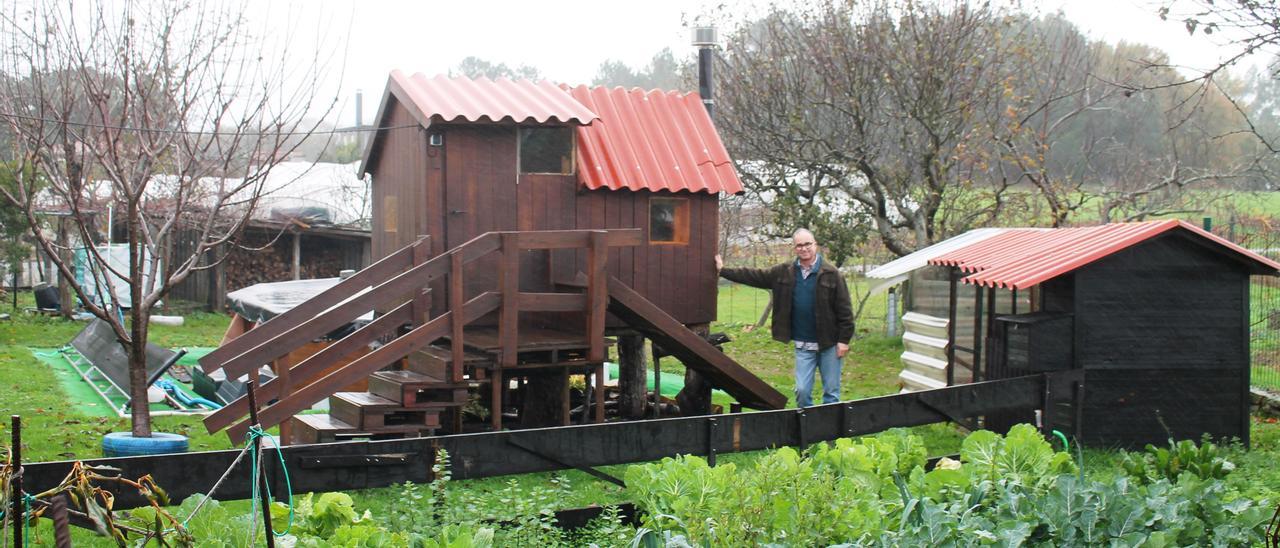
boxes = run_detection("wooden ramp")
[606,276,787,410]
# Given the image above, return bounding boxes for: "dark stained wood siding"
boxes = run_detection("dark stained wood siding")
[365,103,721,326]
[369,99,428,264]
[1066,232,1250,447]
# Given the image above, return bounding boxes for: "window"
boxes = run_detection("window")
[649,197,689,244]
[519,127,574,174]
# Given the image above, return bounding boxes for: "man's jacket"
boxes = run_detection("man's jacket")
[720,259,855,350]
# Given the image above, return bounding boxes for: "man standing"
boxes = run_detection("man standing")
[716,229,855,407]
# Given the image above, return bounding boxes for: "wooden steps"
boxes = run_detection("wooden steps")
[289,357,485,444]
[367,370,471,407]
[288,413,425,445]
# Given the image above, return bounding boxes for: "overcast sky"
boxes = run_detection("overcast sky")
[246,0,1260,128]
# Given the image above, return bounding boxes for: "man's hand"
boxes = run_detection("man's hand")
[714,254,723,272]
[837,342,849,358]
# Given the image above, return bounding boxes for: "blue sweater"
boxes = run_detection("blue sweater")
[791,258,819,343]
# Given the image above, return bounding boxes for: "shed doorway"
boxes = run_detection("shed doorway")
[444,126,519,299]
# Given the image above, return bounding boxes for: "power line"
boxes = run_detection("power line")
[0,111,420,137]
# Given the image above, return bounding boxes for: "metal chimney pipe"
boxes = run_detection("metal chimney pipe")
[692,26,718,119]
[355,89,365,150]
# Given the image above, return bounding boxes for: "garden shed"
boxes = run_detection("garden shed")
[925,220,1280,447]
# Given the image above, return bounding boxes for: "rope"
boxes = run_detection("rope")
[247,426,293,538]
[177,444,252,528]
[1,493,40,548]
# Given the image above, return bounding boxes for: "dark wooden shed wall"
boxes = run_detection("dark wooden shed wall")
[1061,232,1249,447]
[366,111,719,326]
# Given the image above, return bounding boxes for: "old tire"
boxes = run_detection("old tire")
[102,432,189,457]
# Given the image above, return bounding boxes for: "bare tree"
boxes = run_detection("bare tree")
[0,0,337,437]
[716,1,1029,256]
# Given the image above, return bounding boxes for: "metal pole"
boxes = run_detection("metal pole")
[11,415,21,548]
[886,287,898,338]
[244,383,276,548]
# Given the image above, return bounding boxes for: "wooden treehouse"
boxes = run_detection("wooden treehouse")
[199,74,786,443]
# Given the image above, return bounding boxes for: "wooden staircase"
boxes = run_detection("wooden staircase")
[198,229,785,444]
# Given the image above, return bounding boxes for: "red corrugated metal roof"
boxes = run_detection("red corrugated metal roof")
[391,71,599,125]
[566,85,743,195]
[928,220,1280,289]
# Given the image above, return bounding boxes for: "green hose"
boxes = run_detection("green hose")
[1051,429,1070,452]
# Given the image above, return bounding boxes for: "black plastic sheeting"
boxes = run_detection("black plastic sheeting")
[226,278,373,327]
[70,318,175,392]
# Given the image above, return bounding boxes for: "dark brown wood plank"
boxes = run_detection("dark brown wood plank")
[225,292,502,442]
[500,233,520,368]
[450,251,466,383]
[587,231,608,362]
[204,302,413,432]
[519,293,586,312]
[606,276,787,409]
[517,229,643,250]
[199,237,423,372]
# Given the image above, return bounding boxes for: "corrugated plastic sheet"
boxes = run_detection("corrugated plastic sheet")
[391,71,599,125]
[866,228,1014,280]
[566,85,743,195]
[928,220,1280,289]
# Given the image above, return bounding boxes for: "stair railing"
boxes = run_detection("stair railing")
[203,229,641,441]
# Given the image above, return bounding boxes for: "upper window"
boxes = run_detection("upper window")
[649,197,690,244]
[519,127,575,174]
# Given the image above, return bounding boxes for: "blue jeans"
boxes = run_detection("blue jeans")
[794,345,841,407]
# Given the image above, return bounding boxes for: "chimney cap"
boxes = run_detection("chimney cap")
[691,26,718,47]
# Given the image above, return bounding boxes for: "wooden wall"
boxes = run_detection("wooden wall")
[366,111,720,326]
[1068,232,1250,447]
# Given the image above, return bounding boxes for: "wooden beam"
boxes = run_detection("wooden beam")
[291,232,301,281]
[606,276,787,410]
[518,293,586,312]
[586,231,608,363]
[499,233,519,369]
[450,251,465,384]
[199,236,425,371]
[203,302,412,432]
[516,229,642,250]
[224,292,501,442]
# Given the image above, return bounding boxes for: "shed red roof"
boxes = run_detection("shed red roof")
[389,71,599,125]
[928,220,1280,289]
[566,85,743,195]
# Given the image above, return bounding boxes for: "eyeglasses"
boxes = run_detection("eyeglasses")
[794,242,815,249]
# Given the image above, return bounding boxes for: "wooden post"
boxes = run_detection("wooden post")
[499,233,519,370]
[594,361,606,423]
[585,231,607,363]
[411,236,432,330]
[946,268,958,387]
[617,334,648,419]
[972,285,985,383]
[291,232,301,281]
[11,415,22,548]
[651,344,662,418]
[244,382,276,548]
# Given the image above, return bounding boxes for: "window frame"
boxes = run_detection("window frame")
[517,126,576,176]
[648,196,690,245]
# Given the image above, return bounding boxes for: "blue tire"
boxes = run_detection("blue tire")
[102,432,189,457]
